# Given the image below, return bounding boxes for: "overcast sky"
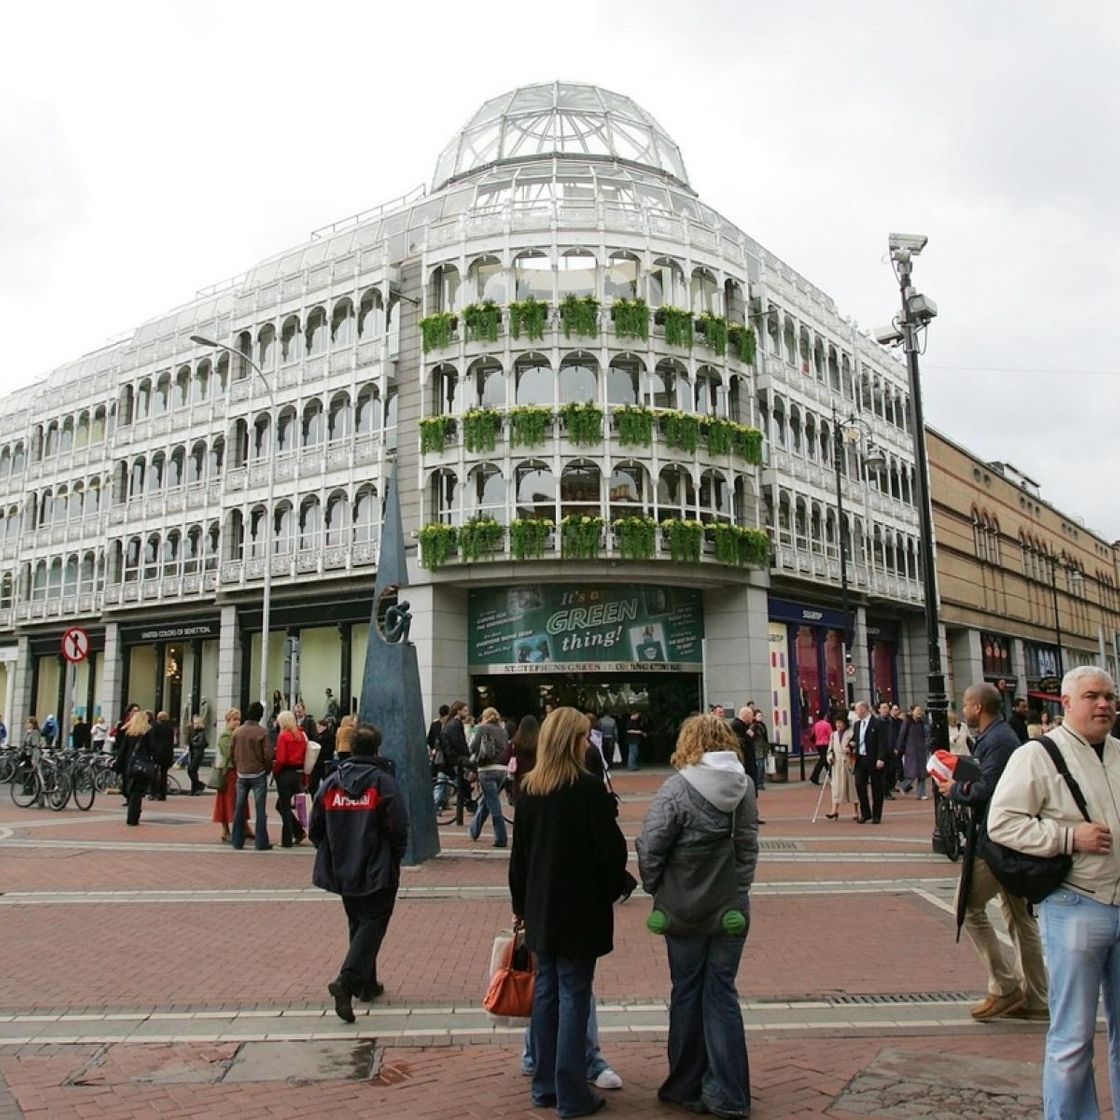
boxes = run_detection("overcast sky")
[2,0,1117,537]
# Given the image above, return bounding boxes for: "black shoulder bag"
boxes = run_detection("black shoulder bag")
[982,736,1092,905]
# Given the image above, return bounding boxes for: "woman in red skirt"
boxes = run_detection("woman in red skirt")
[212,708,253,842]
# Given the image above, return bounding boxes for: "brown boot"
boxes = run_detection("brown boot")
[971,990,1024,1021]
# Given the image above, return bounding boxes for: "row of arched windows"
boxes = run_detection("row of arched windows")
[28,407,112,463]
[972,508,1002,565]
[430,352,744,419]
[428,460,747,526]
[3,550,106,606]
[428,251,746,321]
[225,487,381,560]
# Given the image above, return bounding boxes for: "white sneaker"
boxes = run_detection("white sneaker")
[591,1068,623,1090]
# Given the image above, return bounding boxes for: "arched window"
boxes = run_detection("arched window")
[136,379,152,420]
[515,460,555,521]
[31,559,48,600]
[258,324,277,369]
[184,525,202,574]
[163,530,181,577]
[804,414,817,462]
[281,315,303,362]
[188,441,206,485]
[306,306,327,356]
[694,366,725,416]
[783,318,797,365]
[358,289,385,338]
[649,257,685,307]
[276,406,298,452]
[168,447,185,489]
[788,405,802,454]
[143,534,160,580]
[690,268,719,316]
[38,489,53,527]
[607,355,642,407]
[604,251,639,300]
[657,465,696,519]
[252,413,271,460]
[558,249,596,298]
[353,486,379,543]
[608,461,648,520]
[469,358,504,409]
[355,384,380,434]
[273,502,294,555]
[154,373,171,415]
[771,397,787,449]
[299,496,322,551]
[325,490,350,547]
[174,366,190,409]
[209,436,225,477]
[226,510,245,562]
[193,360,211,403]
[48,557,63,598]
[59,418,74,453]
[468,255,506,303]
[699,470,732,523]
[432,364,458,415]
[431,264,460,313]
[330,298,355,346]
[328,392,352,441]
[514,249,551,301]
[429,469,457,525]
[302,399,324,448]
[0,448,10,480]
[79,552,95,591]
[560,460,601,518]
[651,359,687,411]
[148,453,165,495]
[44,421,59,458]
[11,442,24,474]
[559,352,597,404]
[468,464,506,521]
[515,353,552,406]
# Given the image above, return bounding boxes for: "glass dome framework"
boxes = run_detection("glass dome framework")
[432,81,690,192]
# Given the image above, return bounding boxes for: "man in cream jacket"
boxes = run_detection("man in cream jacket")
[987,666,1120,1119]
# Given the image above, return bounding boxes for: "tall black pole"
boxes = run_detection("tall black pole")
[1050,556,1065,678]
[833,408,853,707]
[895,253,948,759]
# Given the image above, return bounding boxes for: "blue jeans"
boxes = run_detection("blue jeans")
[659,932,750,1116]
[627,738,640,770]
[1038,889,1120,1119]
[231,773,270,849]
[530,952,602,1117]
[522,999,609,1079]
[470,770,507,846]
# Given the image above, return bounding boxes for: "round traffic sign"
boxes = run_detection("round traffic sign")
[845,663,856,678]
[61,626,90,664]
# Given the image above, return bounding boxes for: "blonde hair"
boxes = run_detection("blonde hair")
[480,707,501,725]
[124,710,152,738]
[277,710,298,733]
[225,708,241,725]
[670,714,741,769]
[336,714,357,753]
[520,707,588,797]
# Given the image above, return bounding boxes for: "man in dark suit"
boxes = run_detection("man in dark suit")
[1007,697,1030,745]
[852,700,887,823]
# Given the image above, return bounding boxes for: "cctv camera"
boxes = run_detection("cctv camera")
[888,232,928,255]
[873,323,905,346]
[907,293,938,322]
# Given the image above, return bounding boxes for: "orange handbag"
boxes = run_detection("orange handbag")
[483,923,535,1020]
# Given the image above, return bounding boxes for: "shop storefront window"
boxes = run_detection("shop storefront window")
[981,632,1012,676]
[824,629,844,712]
[795,626,821,728]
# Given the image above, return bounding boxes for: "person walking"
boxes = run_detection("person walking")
[186,716,208,795]
[809,711,833,784]
[599,711,619,767]
[1007,696,1030,745]
[230,701,272,851]
[90,715,109,752]
[509,707,629,1117]
[988,667,1120,1119]
[119,710,156,827]
[509,714,539,796]
[825,715,859,821]
[468,707,509,848]
[852,701,887,824]
[212,709,253,844]
[947,709,972,756]
[898,705,931,799]
[311,722,408,1023]
[637,713,760,1120]
[149,711,176,801]
[934,682,1047,1023]
[272,710,308,848]
[624,709,646,771]
[71,714,91,752]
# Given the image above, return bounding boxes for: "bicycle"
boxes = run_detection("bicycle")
[9,746,71,811]
[935,788,971,862]
[433,764,477,826]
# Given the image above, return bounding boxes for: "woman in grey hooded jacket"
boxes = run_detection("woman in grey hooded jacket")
[636,714,759,1120]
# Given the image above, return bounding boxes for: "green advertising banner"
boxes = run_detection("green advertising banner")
[468,585,704,673]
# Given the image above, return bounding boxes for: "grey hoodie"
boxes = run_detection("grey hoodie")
[636,751,760,903]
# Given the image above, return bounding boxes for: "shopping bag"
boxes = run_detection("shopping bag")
[292,791,311,832]
[483,925,534,1026]
[612,742,622,765]
[302,741,321,775]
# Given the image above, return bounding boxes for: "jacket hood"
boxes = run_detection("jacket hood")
[338,757,385,797]
[681,751,748,812]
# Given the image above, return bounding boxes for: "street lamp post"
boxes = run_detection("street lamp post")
[1049,554,1066,679]
[884,235,948,837]
[190,335,275,711]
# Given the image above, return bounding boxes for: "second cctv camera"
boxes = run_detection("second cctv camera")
[888,232,928,255]
[874,322,905,346]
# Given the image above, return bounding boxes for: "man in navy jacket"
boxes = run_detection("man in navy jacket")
[310,722,408,1022]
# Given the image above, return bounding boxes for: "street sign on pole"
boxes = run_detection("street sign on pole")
[61,627,90,664]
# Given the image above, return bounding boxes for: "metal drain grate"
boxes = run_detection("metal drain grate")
[759,838,801,852]
[829,991,975,1005]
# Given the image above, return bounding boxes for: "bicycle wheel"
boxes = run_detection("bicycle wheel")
[936,795,961,862]
[164,769,184,795]
[72,767,96,811]
[10,761,41,808]
[94,765,119,794]
[0,751,15,783]
[433,778,456,825]
[45,769,72,812]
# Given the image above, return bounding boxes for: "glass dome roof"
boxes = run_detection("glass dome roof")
[432,81,690,192]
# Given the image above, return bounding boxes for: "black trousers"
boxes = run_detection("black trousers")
[854,758,885,822]
[126,775,149,825]
[338,888,397,996]
[275,768,304,846]
[810,747,828,783]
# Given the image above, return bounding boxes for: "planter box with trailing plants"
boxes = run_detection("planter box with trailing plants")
[461,301,502,344]
[659,409,700,454]
[559,295,599,339]
[655,306,693,348]
[610,298,650,342]
[612,515,657,560]
[456,517,505,562]
[614,405,654,448]
[726,324,758,364]
[508,405,555,448]
[558,402,603,446]
[462,407,502,453]
[418,523,457,570]
[707,523,771,567]
[509,297,549,341]
[696,313,728,357]
[560,515,604,560]
[419,312,456,353]
[660,518,704,563]
[419,416,457,454]
[509,517,553,560]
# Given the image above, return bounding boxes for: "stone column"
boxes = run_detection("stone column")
[217,605,241,717]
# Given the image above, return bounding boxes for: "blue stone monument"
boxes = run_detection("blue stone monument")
[358,467,440,864]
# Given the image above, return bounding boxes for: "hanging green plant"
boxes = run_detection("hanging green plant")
[419,312,456,353]
[660,409,700,454]
[509,517,553,560]
[727,323,758,364]
[614,405,654,448]
[462,407,502,453]
[705,417,734,456]
[610,298,650,342]
[707,524,771,567]
[560,515,605,560]
[509,297,549,341]
[656,306,693,348]
[738,526,771,566]
[559,295,599,339]
[696,313,728,357]
[661,518,704,563]
[419,416,457,453]
[559,402,603,446]
[612,516,657,561]
[508,405,554,448]
[418,523,457,570]
[457,517,505,563]
[731,424,764,465]
[461,300,502,343]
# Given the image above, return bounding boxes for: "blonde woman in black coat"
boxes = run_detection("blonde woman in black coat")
[509,706,628,1118]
